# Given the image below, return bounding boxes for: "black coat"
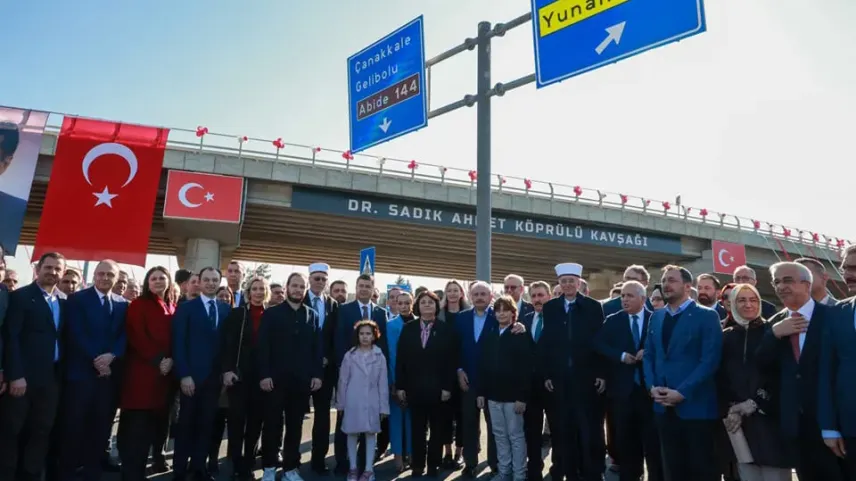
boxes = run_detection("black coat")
[477,325,531,403]
[395,319,457,404]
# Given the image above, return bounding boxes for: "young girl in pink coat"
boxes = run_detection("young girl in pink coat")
[336,320,390,481]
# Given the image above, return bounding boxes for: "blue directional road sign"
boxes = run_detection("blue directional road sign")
[530,0,706,88]
[347,16,428,153]
[360,246,376,275]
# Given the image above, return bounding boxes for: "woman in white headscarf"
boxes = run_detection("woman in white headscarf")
[717,284,792,481]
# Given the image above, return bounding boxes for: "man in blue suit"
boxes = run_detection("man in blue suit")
[58,259,127,481]
[331,273,388,475]
[172,266,230,481]
[818,244,856,479]
[643,264,722,481]
[595,281,663,481]
[602,265,653,318]
[0,252,67,481]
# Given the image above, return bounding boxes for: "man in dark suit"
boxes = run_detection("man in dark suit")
[58,260,128,481]
[595,281,663,481]
[756,261,846,481]
[602,265,653,318]
[303,262,340,474]
[795,257,838,306]
[0,252,66,481]
[733,265,780,319]
[332,273,388,475]
[503,274,534,321]
[643,264,722,481]
[172,266,231,481]
[518,281,552,481]
[818,294,856,478]
[540,262,606,481]
[225,261,248,308]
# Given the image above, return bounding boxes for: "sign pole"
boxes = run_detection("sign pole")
[475,21,492,282]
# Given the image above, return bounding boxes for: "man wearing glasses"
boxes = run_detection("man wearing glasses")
[503,274,534,321]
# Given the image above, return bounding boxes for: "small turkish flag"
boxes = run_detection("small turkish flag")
[163,170,244,223]
[712,240,747,275]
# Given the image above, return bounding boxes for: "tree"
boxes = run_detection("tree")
[394,274,412,290]
[242,263,272,291]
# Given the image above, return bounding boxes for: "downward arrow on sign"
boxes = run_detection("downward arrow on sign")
[595,22,626,55]
[379,118,392,133]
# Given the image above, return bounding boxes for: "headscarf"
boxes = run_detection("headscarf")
[728,283,762,327]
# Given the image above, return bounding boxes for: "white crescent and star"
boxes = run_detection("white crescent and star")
[82,142,139,208]
[177,182,214,209]
[718,248,735,267]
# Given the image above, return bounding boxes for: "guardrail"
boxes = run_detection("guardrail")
[40,113,849,256]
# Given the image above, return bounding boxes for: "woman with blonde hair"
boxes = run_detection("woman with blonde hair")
[718,284,791,481]
[438,280,469,468]
[221,276,271,480]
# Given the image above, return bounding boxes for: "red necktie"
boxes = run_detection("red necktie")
[790,334,801,362]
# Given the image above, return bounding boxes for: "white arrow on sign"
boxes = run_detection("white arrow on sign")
[595,21,626,55]
[379,117,392,133]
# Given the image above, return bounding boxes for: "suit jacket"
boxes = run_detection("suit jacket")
[454,307,498,392]
[0,284,7,370]
[395,318,456,403]
[643,300,722,420]
[756,302,831,438]
[595,309,651,399]
[231,290,248,309]
[302,292,339,369]
[761,299,778,319]
[220,305,264,379]
[602,295,654,318]
[172,295,230,383]
[3,282,67,387]
[64,287,128,382]
[257,302,323,384]
[520,310,550,392]
[540,293,605,394]
[818,298,856,437]
[517,300,535,322]
[334,300,388,367]
[121,296,175,410]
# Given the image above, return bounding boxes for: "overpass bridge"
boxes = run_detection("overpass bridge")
[21,124,848,298]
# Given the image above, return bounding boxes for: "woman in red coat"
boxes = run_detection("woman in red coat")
[116,266,176,481]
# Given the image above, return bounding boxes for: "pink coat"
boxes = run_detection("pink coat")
[336,345,390,434]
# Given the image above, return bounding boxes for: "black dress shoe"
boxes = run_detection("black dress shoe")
[461,466,477,479]
[441,455,462,470]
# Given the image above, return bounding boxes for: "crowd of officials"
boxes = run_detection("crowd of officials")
[1,243,856,481]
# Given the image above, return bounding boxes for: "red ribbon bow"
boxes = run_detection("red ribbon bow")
[524,179,532,190]
[196,126,209,137]
[573,186,582,196]
[619,194,628,204]
[312,147,321,153]
[699,208,708,217]
[752,220,761,229]
[782,228,792,237]
[272,138,285,149]
[407,160,418,170]
[238,135,248,143]
[468,170,477,181]
[811,232,819,242]
[837,239,846,248]
[342,150,354,160]
[499,176,507,184]
[662,201,671,210]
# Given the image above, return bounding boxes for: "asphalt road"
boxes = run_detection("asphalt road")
[109,411,796,481]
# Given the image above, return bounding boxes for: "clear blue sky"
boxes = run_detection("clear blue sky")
[3,0,855,284]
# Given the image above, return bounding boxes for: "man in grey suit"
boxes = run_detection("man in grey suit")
[796,258,837,305]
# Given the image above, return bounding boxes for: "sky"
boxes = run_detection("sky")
[2,0,854,286]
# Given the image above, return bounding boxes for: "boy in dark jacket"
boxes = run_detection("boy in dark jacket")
[477,296,531,481]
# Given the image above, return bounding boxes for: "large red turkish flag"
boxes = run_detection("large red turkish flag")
[33,117,168,266]
[163,170,244,223]
[712,240,747,275]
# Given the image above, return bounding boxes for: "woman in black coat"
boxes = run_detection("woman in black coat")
[718,284,792,481]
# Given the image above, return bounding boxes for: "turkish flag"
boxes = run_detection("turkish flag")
[33,117,168,266]
[163,170,244,223]
[712,240,747,275]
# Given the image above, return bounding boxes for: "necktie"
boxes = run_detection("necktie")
[208,300,217,329]
[102,296,112,317]
[631,314,641,349]
[790,334,801,362]
[533,313,543,342]
[421,322,431,348]
[362,305,369,320]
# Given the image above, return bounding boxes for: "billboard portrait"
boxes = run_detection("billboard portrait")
[0,107,48,255]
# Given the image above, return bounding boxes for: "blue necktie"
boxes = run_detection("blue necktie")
[533,313,543,342]
[208,300,217,329]
[102,296,112,318]
[632,314,641,385]
[362,305,369,320]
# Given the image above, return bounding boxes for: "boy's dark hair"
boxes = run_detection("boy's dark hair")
[175,268,192,284]
[351,320,381,348]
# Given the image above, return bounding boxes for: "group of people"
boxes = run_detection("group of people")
[1,242,856,481]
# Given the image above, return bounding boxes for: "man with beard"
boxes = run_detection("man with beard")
[695,273,725,318]
[330,280,349,305]
[840,244,856,297]
[643,265,721,481]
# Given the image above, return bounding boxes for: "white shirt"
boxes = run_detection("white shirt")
[787,298,815,352]
[233,291,243,307]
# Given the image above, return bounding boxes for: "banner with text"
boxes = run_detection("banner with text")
[0,108,48,255]
[291,188,684,255]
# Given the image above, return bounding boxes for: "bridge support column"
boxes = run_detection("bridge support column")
[681,250,714,279]
[181,238,221,274]
[586,270,622,300]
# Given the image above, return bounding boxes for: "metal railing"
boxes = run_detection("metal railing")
[39,112,849,253]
